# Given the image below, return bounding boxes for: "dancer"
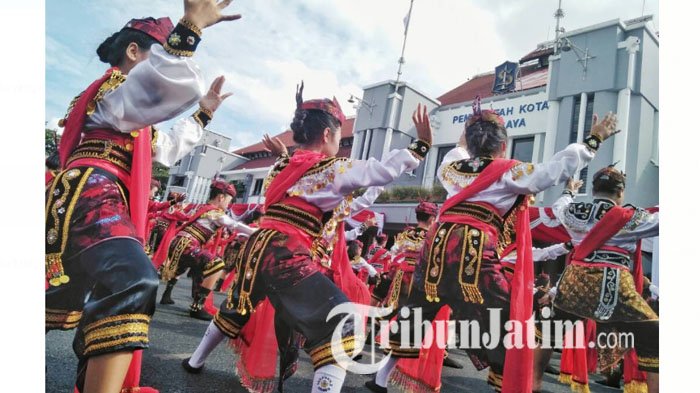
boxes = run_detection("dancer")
[366,99,618,393]
[45,2,241,391]
[183,86,434,393]
[550,166,660,393]
[157,180,255,319]
[378,201,438,311]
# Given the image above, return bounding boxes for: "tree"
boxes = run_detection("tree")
[46,128,60,157]
[152,161,171,187]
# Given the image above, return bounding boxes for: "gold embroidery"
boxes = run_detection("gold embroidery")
[85,322,150,345]
[87,70,126,115]
[458,227,485,304]
[161,236,192,281]
[45,168,93,286]
[84,314,151,333]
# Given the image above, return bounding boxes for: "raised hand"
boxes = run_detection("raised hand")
[412,103,433,145]
[262,133,288,156]
[590,112,619,141]
[565,177,584,194]
[199,75,233,114]
[184,0,242,30]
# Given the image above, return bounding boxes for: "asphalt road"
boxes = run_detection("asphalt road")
[46,278,623,393]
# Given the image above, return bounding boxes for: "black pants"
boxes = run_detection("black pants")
[46,238,159,358]
[215,271,359,370]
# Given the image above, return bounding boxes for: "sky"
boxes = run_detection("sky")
[46,0,659,151]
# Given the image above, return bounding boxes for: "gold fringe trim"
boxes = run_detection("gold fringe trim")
[623,380,648,393]
[425,281,440,303]
[460,283,484,304]
[559,373,573,384]
[570,380,591,393]
[389,367,441,393]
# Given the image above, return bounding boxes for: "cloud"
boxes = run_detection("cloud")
[46,0,658,150]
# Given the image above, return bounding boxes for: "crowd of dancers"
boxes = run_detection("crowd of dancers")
[45,1,659,392]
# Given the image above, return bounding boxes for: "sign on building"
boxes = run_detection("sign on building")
[492,61,519,94]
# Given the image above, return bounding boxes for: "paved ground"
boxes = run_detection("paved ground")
[46,278,624,392]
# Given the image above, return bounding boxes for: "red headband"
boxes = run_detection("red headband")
[122,17,174,45]
[210,180,237,198]
[296,81,346,125]
[467,95,505,127]
[416,200,438,216]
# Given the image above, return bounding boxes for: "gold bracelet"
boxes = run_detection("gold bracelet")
[198,106,213,118]
[179,18,203,38]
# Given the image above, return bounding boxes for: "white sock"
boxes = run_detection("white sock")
[374,355,399,388]
[311,364,346,393]
[188,321,226,367]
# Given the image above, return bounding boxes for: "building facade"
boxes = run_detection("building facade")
[164,129,248,203]
[350,16,658,228]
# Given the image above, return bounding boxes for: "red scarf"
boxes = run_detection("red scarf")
[151,204,218,267]
[392,305,451,393]
[264,150,326,210]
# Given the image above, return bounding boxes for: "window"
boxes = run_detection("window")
[171,176,185,187]
[434,145,455,180]
[511,136,535,162]
[251,178,264,196]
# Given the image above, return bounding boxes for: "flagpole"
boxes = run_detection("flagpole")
[381,0,415,159]
[396,0,415,83]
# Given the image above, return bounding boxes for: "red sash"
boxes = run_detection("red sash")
[151,205,218,267]
[439,159,516,241]
[263,150,326,210]
[570,206,635,263]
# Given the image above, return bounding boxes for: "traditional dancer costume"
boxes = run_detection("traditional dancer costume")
[155,180,254,319]
[185,88,431,393]
[45,16,209,391]
[369,100,606,393]
[551,167,659,390]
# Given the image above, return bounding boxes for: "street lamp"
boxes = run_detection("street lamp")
[556,37,596,79]
[348,94,376,116]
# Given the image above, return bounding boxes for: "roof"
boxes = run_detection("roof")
[436,64,549,106]
[519,46,554,64]
[233,117,355,156]
[230,118,355,170]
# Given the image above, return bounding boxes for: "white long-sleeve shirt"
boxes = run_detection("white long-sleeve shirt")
[266,149,420,213]
[84,44,206,167]
[500,243,570,264]
[196,209,255,238]
[552,195,659,254]
[437,144,595,215]
[351,256,378,277]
